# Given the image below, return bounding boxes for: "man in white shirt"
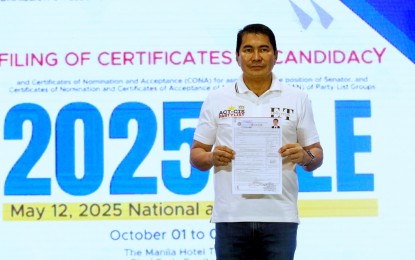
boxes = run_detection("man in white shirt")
[190,23,323,260]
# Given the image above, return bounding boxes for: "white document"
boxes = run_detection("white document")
[232,117,282,194]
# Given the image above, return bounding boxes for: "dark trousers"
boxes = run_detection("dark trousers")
[215,222,298,260]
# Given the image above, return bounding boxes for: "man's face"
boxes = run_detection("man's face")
[236,33,278,80]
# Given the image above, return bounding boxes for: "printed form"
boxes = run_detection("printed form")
[232,117,282,194]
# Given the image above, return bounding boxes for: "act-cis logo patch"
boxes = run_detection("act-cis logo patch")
[218,105,245,118]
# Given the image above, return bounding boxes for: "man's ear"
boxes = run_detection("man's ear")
[236,52,241,66]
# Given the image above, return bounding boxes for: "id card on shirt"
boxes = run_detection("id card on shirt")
[232,117,282,194]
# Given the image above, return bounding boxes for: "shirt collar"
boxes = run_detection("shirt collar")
[235,73,282,94]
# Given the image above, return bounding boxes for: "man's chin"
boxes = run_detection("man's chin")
[246,71,271,78]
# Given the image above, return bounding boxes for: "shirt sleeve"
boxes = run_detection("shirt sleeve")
[297,94,320,147]
[193,93,217,145]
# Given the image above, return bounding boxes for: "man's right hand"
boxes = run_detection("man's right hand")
[211,145,236,167]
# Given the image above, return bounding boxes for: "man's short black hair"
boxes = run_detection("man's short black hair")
[236,24,277,54]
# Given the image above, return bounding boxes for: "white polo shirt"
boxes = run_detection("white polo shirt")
[194,73,320,223]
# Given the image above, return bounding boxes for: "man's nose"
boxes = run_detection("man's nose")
[252,50,262,60]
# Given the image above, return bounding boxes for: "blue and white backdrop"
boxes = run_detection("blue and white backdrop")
[1,0,414,259]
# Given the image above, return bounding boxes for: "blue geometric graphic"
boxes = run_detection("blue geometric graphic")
[311,0,333,29]
[341,0,415,63]
[289,0,333,29]
[289,0,313,30]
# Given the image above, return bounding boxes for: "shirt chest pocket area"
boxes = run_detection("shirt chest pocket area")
[278,115,297,130]
[278,115,298,145]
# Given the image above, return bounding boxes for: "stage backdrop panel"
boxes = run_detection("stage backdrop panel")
[1,1,414,259]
